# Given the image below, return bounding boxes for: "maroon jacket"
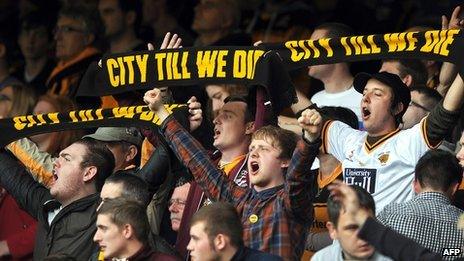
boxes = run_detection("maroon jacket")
[175,152,249,258]
[0,189,37,260]
[104,246,180,261]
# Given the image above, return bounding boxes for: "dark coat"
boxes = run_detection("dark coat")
[0,150,99,260]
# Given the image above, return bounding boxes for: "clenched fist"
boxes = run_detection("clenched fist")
[297,109,322,142]
[144,88,171,123]
[144,88,163,111]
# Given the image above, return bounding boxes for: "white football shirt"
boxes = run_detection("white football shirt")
[322,118,436,212]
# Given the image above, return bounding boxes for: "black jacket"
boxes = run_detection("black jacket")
[231,246,283,261]
[0,151,99,260]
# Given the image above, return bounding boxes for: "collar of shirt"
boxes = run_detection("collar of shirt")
[414,191,451,204]
[252,184,284,199]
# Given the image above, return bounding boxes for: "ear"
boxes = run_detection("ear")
[394,102,404,116]
[449,182,460,196]
[245,121,255,135]
[280,158,290,168]
[122,224,134,239]
[83,166,98,183]
[125,145,138,162]
[413,178,421,194]
[126,10,136,26]
[402,74,413,87]
[214,234,227,251]
[326,221,338,240]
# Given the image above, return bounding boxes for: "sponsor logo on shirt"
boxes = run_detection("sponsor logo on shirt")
[344,168,377,193]
[377,152,390,165]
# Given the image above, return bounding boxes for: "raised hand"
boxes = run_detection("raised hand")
[187,96,203,131]
[297,109,322,142]
[442,6,464,30]
[144,88,163,112]
[160,32,182,50]
[328,180,369,226]
[144,88,171,123]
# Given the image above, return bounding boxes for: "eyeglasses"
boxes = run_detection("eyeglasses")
[409,101,430,112]
[53,26,86,35]
[169,198,186,207]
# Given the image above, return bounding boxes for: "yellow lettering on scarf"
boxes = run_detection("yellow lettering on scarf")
[196,50,230,78]
[420,29,459,56]
[112,106,136,118]
[384,32,417,52]
[318,38,333,57]
[155,52,191,81]
[285,40,330,61]
[107,54,148,86]
[196,51,218,78]
[232,50,263,79]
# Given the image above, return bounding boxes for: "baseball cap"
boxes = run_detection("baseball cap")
[83,127,143,147]
[353,71,411,116]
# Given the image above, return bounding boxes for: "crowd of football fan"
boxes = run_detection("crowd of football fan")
[0,0,463,260]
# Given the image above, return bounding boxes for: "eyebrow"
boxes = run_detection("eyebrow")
[59,152,72,158]
[212,92,222,98]
[222,109,237,116]
[365,87,386,92]
[343,224,359,230]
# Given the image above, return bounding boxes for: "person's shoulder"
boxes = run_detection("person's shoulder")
[311,243,342,260]
[242,247,283,260]
[310,90,327,102]
[149,252,180,261]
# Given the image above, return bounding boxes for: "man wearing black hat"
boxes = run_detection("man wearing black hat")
[301,72,464,212]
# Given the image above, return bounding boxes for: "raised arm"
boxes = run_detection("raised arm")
[283,110,321,220]
[327,181,442,261]
[143,88,248,204]
[425,72,464,146]
[6,138,55,188]
[298,108,324,142]
[442,73,464,112]
[0,150,52,219]
[437,6,463,96]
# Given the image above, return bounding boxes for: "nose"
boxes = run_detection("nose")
[362,92,371,104]
[168,202,177,213]
[187,239,194,251]
[213,114,222,125]
[249,148,259,159]
[456,148,464,162]
[93,230,101,242]
[53,158,60,169]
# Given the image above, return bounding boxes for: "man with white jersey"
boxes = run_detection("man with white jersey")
[307,23,363,124]
[302,71,464,212]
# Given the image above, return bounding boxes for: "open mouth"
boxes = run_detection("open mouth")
[362,107,371,118]
[52,169,58,181]
[250,162,260,172]
[214,128,221,139]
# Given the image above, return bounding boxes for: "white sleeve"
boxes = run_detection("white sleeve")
[396,118,434,165]
[321,120,360,162]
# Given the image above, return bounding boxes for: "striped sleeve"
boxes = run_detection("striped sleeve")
[6,138,55,188]
[163,116,248,205]
[285,139,320,222]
